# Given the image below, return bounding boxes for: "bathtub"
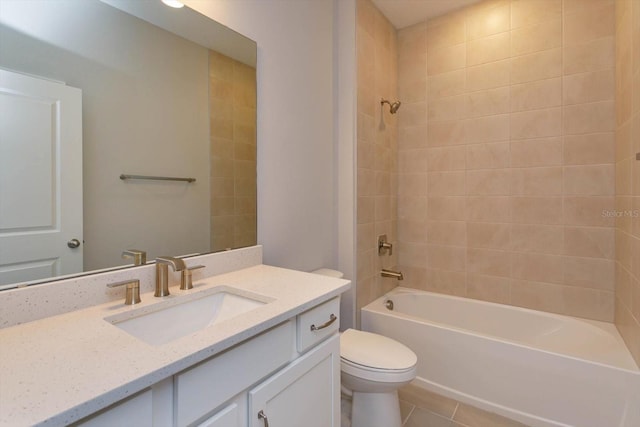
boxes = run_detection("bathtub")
[361,287,640,427]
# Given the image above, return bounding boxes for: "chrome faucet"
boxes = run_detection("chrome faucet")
[155,256,186,297]
[381,269,403,280]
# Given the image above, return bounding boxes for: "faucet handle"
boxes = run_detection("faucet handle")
[107,279,141,305]
[378,234,393,255]
[122,249,147,266]
[156,256,186,271]
[180,265,205,290]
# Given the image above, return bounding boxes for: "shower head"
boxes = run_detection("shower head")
[381,98,401,114]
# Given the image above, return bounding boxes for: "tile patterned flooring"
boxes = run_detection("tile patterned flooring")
[341,383,529,427]
[399,384,529,427]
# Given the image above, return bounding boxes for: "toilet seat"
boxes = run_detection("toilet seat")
[340,329,417,383]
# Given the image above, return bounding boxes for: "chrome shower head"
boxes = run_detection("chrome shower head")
[381,98,401,114]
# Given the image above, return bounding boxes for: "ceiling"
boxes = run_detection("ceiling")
[371,0,482,29]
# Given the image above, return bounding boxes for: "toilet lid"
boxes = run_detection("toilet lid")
[340,329,417,370]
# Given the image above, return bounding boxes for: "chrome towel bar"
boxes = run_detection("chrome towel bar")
[120,174,196,183]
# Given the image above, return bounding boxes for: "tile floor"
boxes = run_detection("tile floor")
[341,383,529,427]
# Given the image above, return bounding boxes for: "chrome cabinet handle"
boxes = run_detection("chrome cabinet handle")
[310,313,337,331]
[258,410,270,427]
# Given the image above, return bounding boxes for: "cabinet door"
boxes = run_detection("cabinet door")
[196,399,244,427]
[249,334,340,427]
[73,378,172,427]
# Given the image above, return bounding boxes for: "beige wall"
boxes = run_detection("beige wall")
[356,0,399,320]
[396,0,617,321]
[209,50,257,252]
[614,0,640,365]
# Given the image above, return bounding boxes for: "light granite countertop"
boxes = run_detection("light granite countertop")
[0,264,350,427]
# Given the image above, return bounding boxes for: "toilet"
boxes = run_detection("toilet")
[311,269,417,427]
[341,329,417,427]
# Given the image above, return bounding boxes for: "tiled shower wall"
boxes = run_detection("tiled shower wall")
[209,50,257,252]
[396,0,617,321]
[614,0,640,365]
[356,0,399,321]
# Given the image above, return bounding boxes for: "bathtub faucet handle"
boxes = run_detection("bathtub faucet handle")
[378,234,393,255]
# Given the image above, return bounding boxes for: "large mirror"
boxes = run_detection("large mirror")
[0,0,257,290]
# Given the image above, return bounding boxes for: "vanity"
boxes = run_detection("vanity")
[0,246,350,427]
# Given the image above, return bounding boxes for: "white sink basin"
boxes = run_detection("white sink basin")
[105,287,272,346]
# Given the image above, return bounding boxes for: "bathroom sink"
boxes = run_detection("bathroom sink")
[105,287,271,346]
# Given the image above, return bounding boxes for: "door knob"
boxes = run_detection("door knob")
[67,239,81,248]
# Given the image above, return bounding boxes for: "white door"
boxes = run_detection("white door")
[249,335,340,427]
[0,69,82,288]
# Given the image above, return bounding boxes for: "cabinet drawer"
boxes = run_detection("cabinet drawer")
[175,321,294,427]
[296,297,340,353]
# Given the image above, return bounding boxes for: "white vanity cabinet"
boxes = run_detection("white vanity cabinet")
[74,297,341,427]
[248,335,339,427]
[73,378,173,427]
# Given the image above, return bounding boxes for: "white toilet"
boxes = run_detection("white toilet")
[311,269,417,427]
[340,329,417,427]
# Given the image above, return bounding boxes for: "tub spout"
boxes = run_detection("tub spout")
[381,269,403,280]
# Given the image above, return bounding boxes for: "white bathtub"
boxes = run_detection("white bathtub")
[361,287,640,427]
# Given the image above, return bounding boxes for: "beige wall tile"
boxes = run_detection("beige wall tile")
[466,87,511,118]
[466,196,511,222]
[564,226,616,259]
[511,196,563,224]
[564,165,615,196]
[564,196,615,226]
[400,102,427,128]
[428,95,466,122]
[467,59,511,91]
[428,171,466,196]
[512,252,564,284]
[398,218,428,243]
[564,101,615,135]
[563,287,614,321]
[510,78,562,112]
[427,43,466,76]
[511,48,562,84]
[467,32,511,66]
[427,220,467,246]
[423,268,467,295]
[511,279,565,313]
[427,245,467,271]
[399,126,428,149]
[466,273,511,304]
[564,36,614,75]
[511,224,564,254]
[510,108,562,139]
[467,222,511,249]
[399,242,428,267]
[510,137,563,167]
[426,14,466,50]
[466,169,511,195]
[428,196,467,221]
[399,148,428,173]
[564,133,615,165]
[427,146,467,171]
[466,142,511,169]
[564,256,615,291]
[464,114,510,143]
[511,167,563,196]
[467,247,511,277]
[428,69,466,99]
[398,22,427,59]
[428,120,465,146]
[467,2,511,40]
[510,17,562,56]
[564,0,615,45]
[563,69,615,105]
[511,0,562,29]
